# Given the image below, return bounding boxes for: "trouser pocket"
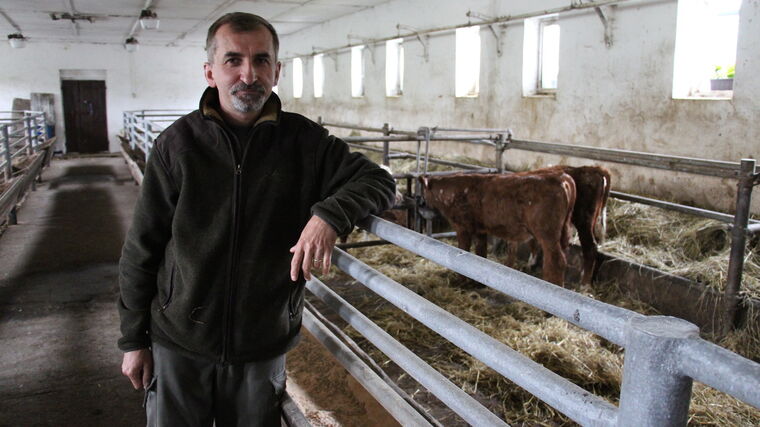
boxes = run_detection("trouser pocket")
[143,375,157,408]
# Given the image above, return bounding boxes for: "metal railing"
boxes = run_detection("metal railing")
[306,215,760,426]
[0,111,48,182]
[121,112,760,425]
[318,118,759,334]
[122,110,189,160]
[0,110,55,225]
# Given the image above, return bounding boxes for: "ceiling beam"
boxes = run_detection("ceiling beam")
[166,0,237,47]
[64,0,79,36]
[0,10,24,33]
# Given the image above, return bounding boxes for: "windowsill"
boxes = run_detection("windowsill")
[673,91,733,101]
[523,92,556,99]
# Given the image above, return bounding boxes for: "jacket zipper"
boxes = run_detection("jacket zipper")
[221,127,256,364]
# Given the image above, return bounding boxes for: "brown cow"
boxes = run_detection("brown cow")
[520,166,611,284]
[419,171,576,286]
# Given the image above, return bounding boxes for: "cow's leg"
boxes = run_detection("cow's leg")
[526,238,541,270]
[474,233,488,258]
[505,241,518,267]
[540,240,567,287]
[576,222,598,285]
[456,229,472,253]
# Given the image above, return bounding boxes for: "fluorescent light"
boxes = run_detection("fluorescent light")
[8,33,26,49]
[139,9,159,30]
[125,37,139,52]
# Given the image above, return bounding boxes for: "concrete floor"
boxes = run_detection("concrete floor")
[0,156,143,426]
[0,156,396,427]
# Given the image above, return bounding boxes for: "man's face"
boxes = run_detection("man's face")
[204,24,281,117]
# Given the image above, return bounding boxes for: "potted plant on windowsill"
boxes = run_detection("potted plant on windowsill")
[711,65,734,90]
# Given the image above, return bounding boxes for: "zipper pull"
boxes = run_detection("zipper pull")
[235,164,242,175]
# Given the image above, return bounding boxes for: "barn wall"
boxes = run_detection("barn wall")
[0,42,206,153]
[277,0,760,215]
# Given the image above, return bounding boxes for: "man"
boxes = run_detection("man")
[117,12,395,426]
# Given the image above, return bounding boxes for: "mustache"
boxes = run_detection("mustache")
[230,82,265,95]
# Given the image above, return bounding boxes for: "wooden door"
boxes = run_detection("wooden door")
[62,80,108,153]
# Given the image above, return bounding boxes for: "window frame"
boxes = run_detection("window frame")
[536,17,560,95]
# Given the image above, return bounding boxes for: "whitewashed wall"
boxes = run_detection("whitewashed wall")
[277,0,760,214]
[0,42,206,153]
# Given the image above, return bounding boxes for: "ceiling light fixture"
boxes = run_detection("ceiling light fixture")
[125,36,139,52]
[139,9,159,30]
[8,33,26,49]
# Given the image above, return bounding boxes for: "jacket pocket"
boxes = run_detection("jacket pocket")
[288,282,304,319]
[159,265,175,311]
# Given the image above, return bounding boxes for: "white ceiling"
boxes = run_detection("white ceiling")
[0,0,390,47]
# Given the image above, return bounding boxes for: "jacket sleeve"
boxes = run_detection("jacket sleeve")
[117,145,178,352]
[310,128,396,236]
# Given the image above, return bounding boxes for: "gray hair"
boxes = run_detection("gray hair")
[206,12,279,63]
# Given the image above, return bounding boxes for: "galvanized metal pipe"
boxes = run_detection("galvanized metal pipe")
[610,190,737,223]
[305,277,509,426]
[433,126,510,133]
[510,139,740,178]
[618,316,698,426]
[302,307,435,426]
[24,117,34,155]
[337,232,457,250]
[281,391,311,427]
[331,248,618,425]
[722,159,756,334]
[359,215,639,345]
[386,153,487,170]
[2,126,11,181]
[748,223,760,234]
[677,335,760,409]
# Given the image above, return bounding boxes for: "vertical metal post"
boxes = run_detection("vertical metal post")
[382,122,390,166]
[317,116,323,126]
[415,127,423,173]
[722,158,756,335]
[25,116,34,155]
[495,132,506,173]
[2,125,11,181]
[421,127,431,175]
[618,316,699,427]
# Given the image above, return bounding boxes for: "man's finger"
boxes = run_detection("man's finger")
[301,246,313,281]
[322,250,332,275]
[129,370,142,390]
[290,246,303,281]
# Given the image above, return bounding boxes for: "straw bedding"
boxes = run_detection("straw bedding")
[320,151,760,424]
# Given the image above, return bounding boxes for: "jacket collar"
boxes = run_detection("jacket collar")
[199,86,281,127]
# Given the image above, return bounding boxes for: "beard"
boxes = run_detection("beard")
[229,82,267,113]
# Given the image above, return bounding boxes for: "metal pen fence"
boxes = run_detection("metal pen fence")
[122,110,190,161]
[317,118,759,334]
[121,111,760,425]
[306,215,760,426]
[0,110,55,225]
[0,111,48,182]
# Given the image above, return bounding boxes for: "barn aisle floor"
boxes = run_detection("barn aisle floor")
[0,156,144,426]
[0,155,394,426]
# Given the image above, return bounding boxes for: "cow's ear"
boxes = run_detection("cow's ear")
[422,176,429,188]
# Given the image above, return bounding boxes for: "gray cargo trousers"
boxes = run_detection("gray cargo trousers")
[144,342,286,427]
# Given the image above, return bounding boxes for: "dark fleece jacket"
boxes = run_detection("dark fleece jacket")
[118,88,395,363]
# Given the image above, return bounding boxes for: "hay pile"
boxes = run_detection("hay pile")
[319,231,760,425]
[601,198,760,300]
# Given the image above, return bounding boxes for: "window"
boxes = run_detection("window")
[292,58,303,98]
[538,18,560,91]
[455,26,480,97]
[385,38,404,96]
[522,15,560,96]
[351,45,365,97]
[313,53,324,98]
[673,0,740,98]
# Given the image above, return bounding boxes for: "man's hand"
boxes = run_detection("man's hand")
[121,348,154,390]
[290,215,338,281]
